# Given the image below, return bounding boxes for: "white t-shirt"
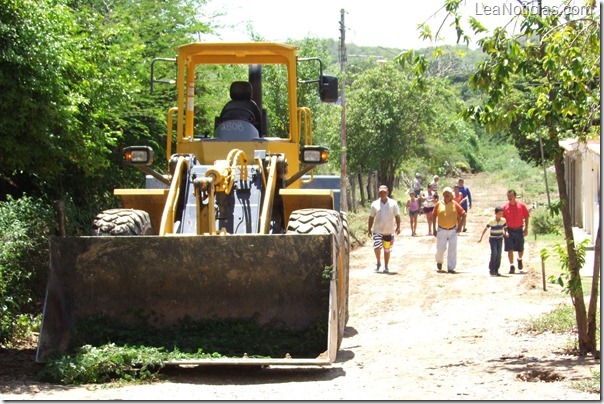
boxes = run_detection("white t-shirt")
[370,197,401,234]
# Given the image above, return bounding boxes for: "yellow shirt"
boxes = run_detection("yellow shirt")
[434,200,465,229]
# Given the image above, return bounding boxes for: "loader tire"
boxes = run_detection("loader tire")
[286,208,340,235]
[91,208,154,236]
[287,208,347,349]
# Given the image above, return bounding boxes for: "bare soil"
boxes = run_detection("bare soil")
[1,174,600,400]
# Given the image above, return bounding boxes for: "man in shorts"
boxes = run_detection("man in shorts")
[368,185,401,273]
[502,189,530,274]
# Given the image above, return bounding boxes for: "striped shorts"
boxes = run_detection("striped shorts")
[373,233,395,252]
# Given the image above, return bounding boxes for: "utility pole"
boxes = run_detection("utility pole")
[339,9,348,212]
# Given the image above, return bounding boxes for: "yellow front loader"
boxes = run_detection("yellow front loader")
[37,43,349,367]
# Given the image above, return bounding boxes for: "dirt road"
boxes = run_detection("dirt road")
[1,174,600,400]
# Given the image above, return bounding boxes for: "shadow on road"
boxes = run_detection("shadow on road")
[161,363,346,385]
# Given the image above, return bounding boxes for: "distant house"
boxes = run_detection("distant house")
[559,136,600,245]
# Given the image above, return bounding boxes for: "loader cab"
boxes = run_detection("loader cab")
[205,64,287,142]
[152,43,338,184]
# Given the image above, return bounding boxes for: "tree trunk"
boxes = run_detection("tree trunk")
[553,152,590,354]
[587,221,600,358]
[378,160,396,192]
[369,171,377,201]
[348,174,357,213]
[358,165,365,206]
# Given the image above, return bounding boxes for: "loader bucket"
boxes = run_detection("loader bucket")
[37,234,342,366]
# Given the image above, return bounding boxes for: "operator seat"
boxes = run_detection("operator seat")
[219,81,262,130]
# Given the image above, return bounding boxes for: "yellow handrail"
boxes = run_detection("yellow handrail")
[159,156,188,235]
[297,107,312,146]
[298,107,314,185]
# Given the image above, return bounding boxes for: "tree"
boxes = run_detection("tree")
[347,63,433,191]
[0,0,104,192]
[419,0,600,355]
[0,0,212,228]
[346,59,479,195]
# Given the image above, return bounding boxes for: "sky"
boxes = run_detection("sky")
[199,0,594,51]
[200,0,473,50]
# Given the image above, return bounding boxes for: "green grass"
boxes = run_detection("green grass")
[524,303,576,333]
[347,205,371,247]
[572,370,601,394]
[523,302,600,351]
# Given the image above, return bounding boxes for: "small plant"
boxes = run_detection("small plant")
[10,313,41,343]
[547,238,590,294]
[322,265,334,282]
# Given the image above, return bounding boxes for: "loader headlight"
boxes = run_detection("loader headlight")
[300,146,329,164]
[124,146,154,165]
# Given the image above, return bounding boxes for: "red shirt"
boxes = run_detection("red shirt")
[503,201,530,228]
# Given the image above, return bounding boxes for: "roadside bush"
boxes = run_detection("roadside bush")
[530,206,563,237]
[0,195,56,345]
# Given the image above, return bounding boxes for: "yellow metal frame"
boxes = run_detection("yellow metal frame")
[159,156,189,235]
[297,107,314,185]
[165,107,178,161]
[174,43,300,145]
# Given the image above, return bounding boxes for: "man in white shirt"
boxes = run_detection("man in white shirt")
[368,185,401,273]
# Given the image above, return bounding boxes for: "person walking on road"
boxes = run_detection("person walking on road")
[405,190,420,236]
[457,178,472,232]
[502,189,530,274]
[422,183,437,236]
[368,185,401,273]
[478,206,508,276]
[453,185,467,206]
[429,175,440,199]
[412,173,422,197]
[432,187,466,273]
